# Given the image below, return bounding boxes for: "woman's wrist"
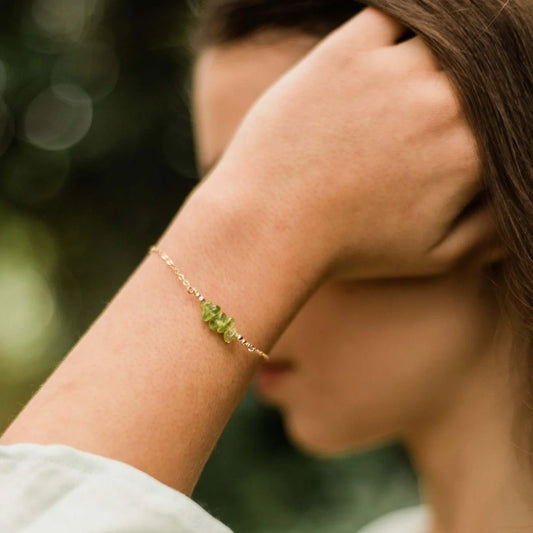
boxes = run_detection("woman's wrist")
[159,167,331,354]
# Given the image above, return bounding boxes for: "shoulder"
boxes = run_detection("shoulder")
[357,505,431,533]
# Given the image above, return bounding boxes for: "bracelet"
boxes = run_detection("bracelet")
[149,246,270,362]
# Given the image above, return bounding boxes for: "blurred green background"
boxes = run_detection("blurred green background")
[0,0,419,530]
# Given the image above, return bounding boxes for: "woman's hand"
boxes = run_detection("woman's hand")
[202,7,498,280]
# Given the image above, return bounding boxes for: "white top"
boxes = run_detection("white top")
[0,443,430,532]
[359,505,431,533]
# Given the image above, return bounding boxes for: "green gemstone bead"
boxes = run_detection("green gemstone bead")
[208,313,223,331]
[223,327,239,343]
[201,301,239,343]
[217,315,235,333]
[209,313,236,333]
[201,301,221,322]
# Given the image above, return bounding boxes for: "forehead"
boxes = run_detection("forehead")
[192,32,319,172]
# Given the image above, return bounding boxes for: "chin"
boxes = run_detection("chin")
[282,411,398,459]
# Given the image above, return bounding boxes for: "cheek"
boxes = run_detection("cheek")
[270,273,501,455]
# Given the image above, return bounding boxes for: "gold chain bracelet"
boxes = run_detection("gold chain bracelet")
[149,246,269,362]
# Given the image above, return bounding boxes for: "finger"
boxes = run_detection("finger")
[324,7,408,51]
[393,36,442,71]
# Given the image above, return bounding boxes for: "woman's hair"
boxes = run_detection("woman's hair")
[190,0,533,434]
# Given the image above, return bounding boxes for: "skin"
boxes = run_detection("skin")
[192,30,532,533]
[0,8,531,533]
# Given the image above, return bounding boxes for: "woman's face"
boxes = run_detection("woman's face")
[192,32,504,457]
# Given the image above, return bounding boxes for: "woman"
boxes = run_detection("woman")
[1,2,532,533]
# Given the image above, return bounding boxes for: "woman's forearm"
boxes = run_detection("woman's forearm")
[0,172,327,495]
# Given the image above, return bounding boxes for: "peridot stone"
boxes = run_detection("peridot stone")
[201,301,221,322]
[209,313,235,333]
[201,301,239,344]
[217,315,235,333]
[223,327,239,343]
[209,313,221,331]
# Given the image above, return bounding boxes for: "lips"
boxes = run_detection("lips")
[255,359,295,393]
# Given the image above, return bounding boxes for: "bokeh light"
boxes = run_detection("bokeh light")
[31,0,100,43]
[0,210,64,381]
[51,40,119,101]
[23,83,93,150]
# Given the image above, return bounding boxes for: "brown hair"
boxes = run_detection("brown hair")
[191,0,533,427]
